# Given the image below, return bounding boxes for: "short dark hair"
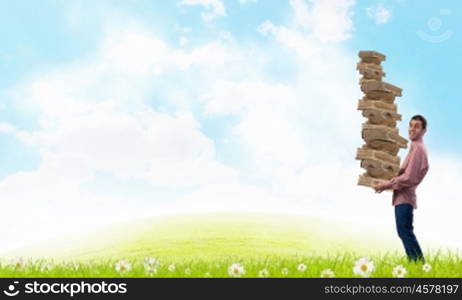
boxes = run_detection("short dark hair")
[410,114,427,130]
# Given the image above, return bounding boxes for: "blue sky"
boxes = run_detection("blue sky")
[0,0,461,251]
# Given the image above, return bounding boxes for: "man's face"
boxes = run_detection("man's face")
[408,119,426,141]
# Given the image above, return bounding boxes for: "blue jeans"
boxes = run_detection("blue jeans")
[395,204,424,262]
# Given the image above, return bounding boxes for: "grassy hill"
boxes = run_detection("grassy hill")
[4,212,401,262]
[3,213,460,278]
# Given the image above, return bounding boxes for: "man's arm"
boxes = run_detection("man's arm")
[381,147,427,190]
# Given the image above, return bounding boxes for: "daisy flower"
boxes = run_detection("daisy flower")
[258,268,270,278]
[143,257,160,275]
[297,263,307,272]
[143,257,160,268]
[392,265,407,278]
[353,257,375,278]
[9,257,25,271]
[320,268,335,278]
[228,263,245,277]
[422,263,432,273]
[168,264,176,272]
[115,260,132,274]
[281,267,289,276]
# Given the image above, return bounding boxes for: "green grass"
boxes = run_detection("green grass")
[1,250,461,277]
[1,212,460,277]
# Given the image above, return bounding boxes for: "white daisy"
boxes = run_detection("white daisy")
[115,260,132,274]
[422,263,432,272]
[320,268,335,278]
[297,263,307,272]
[143,257,160,267]
[184,268,192,275]
[392,265,407,278]
[143,257,160,273]
[228,263,246,277]
[9,257,25,270]
[353,257,375,277]
[281,267,289,276]
[258,268,270,278]
[168,264,176,272]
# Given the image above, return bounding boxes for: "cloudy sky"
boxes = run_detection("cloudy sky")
[0,0,461,253]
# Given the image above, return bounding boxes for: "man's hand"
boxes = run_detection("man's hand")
[374,183,388,193]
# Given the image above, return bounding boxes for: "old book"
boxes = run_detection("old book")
[361,123,408,155]
[358,173,389,188]
[357,98,397,113]
[360,80,402,102]
[361,159,398,179]
[361,108,402,127]
[358,51,386,65]
[356,146,400,165]
[361,124,408,147]
[357,62,386,81]
[356,147,400,180]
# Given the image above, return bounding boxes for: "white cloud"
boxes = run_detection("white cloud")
[258,0,356,56]
[178,0,227,22]
[7,30,239,186]
[238,0,258,4]
[201,80,307,176]
[179,36,189,47]
[366,3,392,24]
[0,122,16,134]
[159,181,295,214]
[30,106,236,186]
[8,29,241,187]
[251,2,362,183]
[0,25,241,252]
[289,0,355,42]
[258,21,321,57]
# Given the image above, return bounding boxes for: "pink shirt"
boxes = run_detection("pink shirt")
[382,137,429,209]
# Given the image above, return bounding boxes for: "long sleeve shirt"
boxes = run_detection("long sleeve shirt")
[381,137,429,209]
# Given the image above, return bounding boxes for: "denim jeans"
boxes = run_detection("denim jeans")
[394,203,424,262]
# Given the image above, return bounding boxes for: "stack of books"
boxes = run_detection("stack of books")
[355,51,408,189]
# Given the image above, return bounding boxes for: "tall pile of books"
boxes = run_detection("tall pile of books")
[355,50,408,188]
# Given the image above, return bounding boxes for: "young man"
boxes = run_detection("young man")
[374,115,429,262]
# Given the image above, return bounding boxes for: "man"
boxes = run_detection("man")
[374,115,429,262]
